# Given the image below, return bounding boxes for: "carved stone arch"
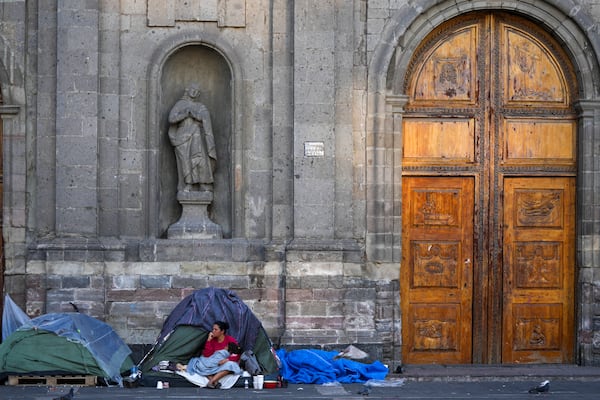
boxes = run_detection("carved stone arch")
[147,31,246,239]
[374,1,600,98]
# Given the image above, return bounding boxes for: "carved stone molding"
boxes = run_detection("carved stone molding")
[147,0,246,28]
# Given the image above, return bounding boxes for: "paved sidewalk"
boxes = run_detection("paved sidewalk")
[2,380,600,400]
[1,366,600,400]
[398,364,600,382]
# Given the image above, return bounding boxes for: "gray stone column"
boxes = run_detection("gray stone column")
[292,0,335,239]
[333,0,357,240]
[575,99,600,365]
[1,105,25,279]
[271,0,294,241]
[34,0,57,238]
[97,1,121,236]
[389,95,408,262]
[55,1,99,235]
[366,94,408,262]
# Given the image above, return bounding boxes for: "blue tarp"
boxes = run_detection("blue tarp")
[17,312,132,385]
[2,295,31,341]
[276,348,389,384]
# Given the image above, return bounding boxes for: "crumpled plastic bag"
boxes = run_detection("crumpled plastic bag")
[333,345,369,360]
[364,378,406,387]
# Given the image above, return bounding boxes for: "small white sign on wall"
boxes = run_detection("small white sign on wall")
[304,141,325,157]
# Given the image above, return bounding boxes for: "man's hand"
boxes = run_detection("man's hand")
[208,332,214,341]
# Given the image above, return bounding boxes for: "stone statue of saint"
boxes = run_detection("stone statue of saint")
[168,84,217,192]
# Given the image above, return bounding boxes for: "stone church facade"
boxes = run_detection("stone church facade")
[1,0,600,368]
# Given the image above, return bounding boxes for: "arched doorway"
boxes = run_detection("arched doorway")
[400,12,577,364]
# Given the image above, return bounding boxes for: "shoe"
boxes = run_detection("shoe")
[167,362,178,372]
[206,383,216,389]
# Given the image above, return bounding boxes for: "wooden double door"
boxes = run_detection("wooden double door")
[400,12,576,364]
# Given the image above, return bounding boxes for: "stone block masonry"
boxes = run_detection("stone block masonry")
[19,238,400,367]
[25,258,286,345]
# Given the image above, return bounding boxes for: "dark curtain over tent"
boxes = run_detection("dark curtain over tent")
[140,287,278,376]
[157,287,263,351]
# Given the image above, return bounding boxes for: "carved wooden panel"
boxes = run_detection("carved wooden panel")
[402,177,473,364]
[403,119,475,164]
[409,25,478,104]
[411,242,459,288]
[501,26,568,106]
[512,304,562,351]
[514,189,563,228]
[410,188,462,227]
[410,304,460,352]
[514,243,562,289]
[503,178,574,363]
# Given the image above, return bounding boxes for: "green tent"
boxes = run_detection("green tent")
[0,313,134,385]
[0,329,134,378]
[138,288,279,387]
[141,325,278,374]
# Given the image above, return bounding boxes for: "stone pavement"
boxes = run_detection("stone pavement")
[1,365,600,400]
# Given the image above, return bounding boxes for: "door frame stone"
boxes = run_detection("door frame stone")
[366,0,600,365]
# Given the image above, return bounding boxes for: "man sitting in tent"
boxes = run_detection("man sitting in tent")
[176,321,242,389]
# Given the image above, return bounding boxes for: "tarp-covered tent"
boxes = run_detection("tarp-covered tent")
[139,287,278,386]
[2,295,30,341]
[0,309,134,385]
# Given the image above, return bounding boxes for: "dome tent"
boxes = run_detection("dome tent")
[0,305,134,385]
[138,287,278,387]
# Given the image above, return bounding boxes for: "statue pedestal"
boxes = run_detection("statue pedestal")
[167,190,222,239]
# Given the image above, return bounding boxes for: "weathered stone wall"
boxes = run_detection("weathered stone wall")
[20,242,400,363]
[0,0,599,368]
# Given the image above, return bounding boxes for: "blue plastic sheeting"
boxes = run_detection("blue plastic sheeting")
[276,348,389,384]
[18,312,132,384]
[2,295,31,341]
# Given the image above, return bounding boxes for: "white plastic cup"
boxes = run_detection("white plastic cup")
[156,381,163,389]
[255,374,264,390]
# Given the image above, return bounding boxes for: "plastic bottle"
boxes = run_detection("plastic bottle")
[244,379,249,389]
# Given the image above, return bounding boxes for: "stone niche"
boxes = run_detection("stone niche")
[159,45,232,238]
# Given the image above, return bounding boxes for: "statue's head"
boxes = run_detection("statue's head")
[185,83,201,99]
